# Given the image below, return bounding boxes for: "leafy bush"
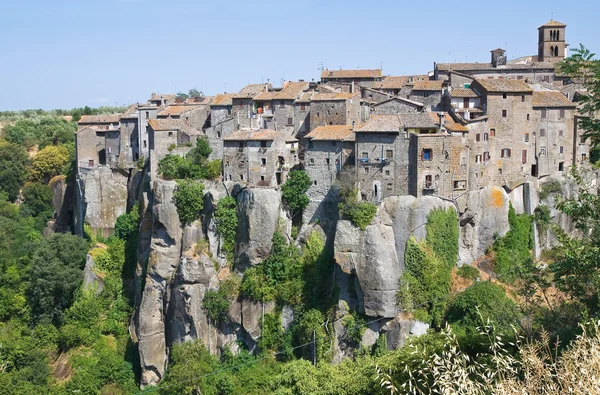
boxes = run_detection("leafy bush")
[539,180,563,201]
[426,208,458,267]
[158,154,187,180]
[447,281,520,336]
[204,159,222,180]
[167,143,176,152]
[114,203,140,240]
[0,140,30,201]
[344,201,377,230]
[173,179,204,225]
[214,196,237,259]
[493,203,533,282]
[30,144,69,184]
[187,136,212,164]
[457,265,480,281]
[281,170,311,216]
[2,117,76,149]
[534,204,551,224]
[20,182,53,230]
[341,313,366,345]
[203,290,230,324]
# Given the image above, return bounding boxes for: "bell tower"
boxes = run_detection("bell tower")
[538,20,567,63]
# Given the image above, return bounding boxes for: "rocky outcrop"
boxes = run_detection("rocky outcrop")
[381,315,429,350]
[82,253,104,294]
[334,196,455,318]
[138,179,182,387]
[235,188,287,269]
[457,186,510,266]
[79,167,129,237]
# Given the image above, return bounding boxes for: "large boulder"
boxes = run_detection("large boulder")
[457,186,510,265]
[235,188,285,269]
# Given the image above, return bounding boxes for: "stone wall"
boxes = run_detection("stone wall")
[310,100,348,130]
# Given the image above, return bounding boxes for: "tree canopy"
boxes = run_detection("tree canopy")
[0,140,30,201]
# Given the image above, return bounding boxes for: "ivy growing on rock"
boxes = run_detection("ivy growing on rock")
[214,196,238,261]
[173,179,204,225]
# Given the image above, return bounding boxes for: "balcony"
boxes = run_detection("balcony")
[359,157,391,166]
[422,182,437,191]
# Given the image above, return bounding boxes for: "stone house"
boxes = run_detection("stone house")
[408,80,444,110]
[304,125,355,200]
[467,78,534,188]
[222,129,298,186]
[412,113,470,199]
[252,81,309,135]
[294,91,313,141]
[232,84,271,130]
[157,100,212,131]
[137,93,177,160]
[75,126,110,169]
[531,90,577,176]
[148,119,204,160]
[309,91,361,131]
[77,115,123,168]
[320,69,383,93]
[446,88,483,120]
[373,97,424,115]
[361,87,393,104]
[209,93,235,126]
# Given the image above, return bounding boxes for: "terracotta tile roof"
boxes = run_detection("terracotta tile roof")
[436,62,494,71]
[411,80,443,91]
[232,83,271,99]
[158,105,202,117]
[149,93,176,102]
[474,78,533,93]
[184,96,213,105]
[223,129,281,141]
[274,81,310,100]
[356,113,437,132]
[305,125,354,141]
[374,96,424,108]
[321,69,382,79]
[372,75,428,90]
[295,92,314,103]
[532,91,576,108]
[428,112,469,132]
[78,115,121,124]
[449,88,479,98]
[211,93,235,106]
[148,119,203,136]
[540,19,566,27]
[437,62,557,72]
[253,91,278,101]
[310,92,358,102]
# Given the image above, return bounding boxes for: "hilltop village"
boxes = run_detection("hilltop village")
[75,20,586,218]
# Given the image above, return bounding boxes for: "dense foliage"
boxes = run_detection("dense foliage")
[30,144,70,184]
[338,187,378,230]
[492,203,533,282]
[173,179,205,225]
[158,137,221,181]
[2,117,76,149]
[0,140,30,201]
[281,170,311,217]
[213,195,238,259]
[20,182,54,230]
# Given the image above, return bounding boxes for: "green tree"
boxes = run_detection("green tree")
[158,154,187,179]
[281,170,311,217]
[214,196,238,258]
[27,233,89,325]
[188,88,203,98]
[203,290,230,324]
[173,179,204,225]
[176,91,189,101]
[20,182,53,230]
[0,140,30,201]
[187,136,212,165]
[114,204,140,240]
[30,144,69,184]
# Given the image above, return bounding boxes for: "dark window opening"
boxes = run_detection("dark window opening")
[422,149,432,161]
[502,110,507,117]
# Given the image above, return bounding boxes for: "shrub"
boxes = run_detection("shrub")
[202,290,230,324]
[493,203,532,282]
[534,204,551,225]
[341,313,366,345]
[158,154,187,180]
[204,159,222,180]
[344,201,377,230]
[113,203,140,240]
[0,140,30,202]
[167,143,176,152]
[20,182,53,229]
[425,207,458,268]
[173,180,204,225]
[214,196,237,259]
[539,179,563,201]
[457,265,480,281]
[187,136,212,165]
[281,170,311,216]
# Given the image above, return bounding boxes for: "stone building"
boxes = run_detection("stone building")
[157,99,212,130]
[310,91,361,131]
[76,126,109,169]
[531,90,576,176]
[232,83,271,129]
[252,81,309,135]
[408,80,444,110]
[467,78,534,188]
[209,93,235,126]
[148,119,204,160]
[294,91,313,141]
[370,75,428,97]
[137,93,176,160]
[304,125,355,200]
[222,129,298,186]
[446,87,483,120]
[77,115,123,168]
[538,20,567,63]
[373,97,424,115]
[320,69,383,93]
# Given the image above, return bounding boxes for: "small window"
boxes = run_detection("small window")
[310,158,314,164]
[475,154,482,163]
[240,174,244,180]
[385,170,390,176]
[88,159,94,167]
[325,158,330,165]
[300,103,306,111]
[287,117,293,126]
[522,149,527,164]
[362,152,368,159]
[483,151,490,162]
[559,130,563,137]
[541,109,547,119]
[503,93,507,99]
[168,131,173,137]
[558,162,564,171]
[145,111,149,119]
[521,95,525,102]
[580,135,587,144]
[107,147,112,154]
[527,114,530,121]
[227,106,232,115]
[525,133,529,142]
[559,109,565,118]
[498,168,503,175]
[490,128,495,137]
[279,101,285,108]
[385,150,393,159]
[483,133,488,141]
[582,153,587,161]
[260,141,267,148]
[540,129,546,137]
[501,148,511,158]
[313,180,317,185]
[261,158,266,166]
[143,140,147,148]
[560,146,564,154]
[364,167,369,174]
[422,149,432,161]
[476,134,481,142]
[502,110,507,117]
[217,131,221,138]
[260,175,265,181]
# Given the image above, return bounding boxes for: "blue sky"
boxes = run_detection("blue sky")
[1,0,598,111]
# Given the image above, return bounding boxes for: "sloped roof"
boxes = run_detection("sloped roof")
[428,112,469,132]
[474,78,533,93]
[158,105,202,117]
[532,91,576,108]
[540,19,566,27]
[149,93,176,102]
[321,69,382,79]
[411,80,444,91]
[356,113,437,132]
[184,96,213,105]
[449,88,480,98]
[148,119,203,135]
[399,112,438,129]
[232,83,271,99]
[305,125,354,141]
[437,61,557,72]
[223,129,281,141]
[211,93,236,106]
[374,96,424,108]
[274,81,309,100]
[295,91,314,103]
[79,115,121,124]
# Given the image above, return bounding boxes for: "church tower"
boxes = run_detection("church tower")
[538,20,567,63]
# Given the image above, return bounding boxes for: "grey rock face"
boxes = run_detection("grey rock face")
[80,167,129,237]
[82,253,104,294]
[457,186,510,265]
[382,316,429,350]
[235,188,284,269]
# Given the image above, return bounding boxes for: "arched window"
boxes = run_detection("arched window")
[556,30,560,41]
[554,46,559,57]
[550,46,554,57]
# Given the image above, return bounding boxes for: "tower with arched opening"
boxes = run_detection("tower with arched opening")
[538,20,567,63]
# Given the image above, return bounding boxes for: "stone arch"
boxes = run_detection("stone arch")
[554,46,559,57]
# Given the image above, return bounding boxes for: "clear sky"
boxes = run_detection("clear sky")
[1,0,598,111]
